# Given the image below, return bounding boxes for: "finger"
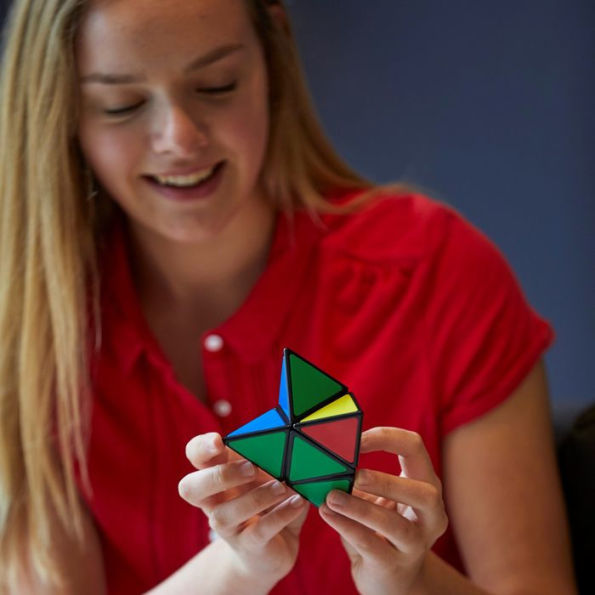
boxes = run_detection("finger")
[238,494,307,549]
[286,497,310,534]
[360,427,438,486]
[319,504,396,564]
[208,480,289,537]
[199,466,281,512]
[185,433,227,468]
[354,470,446,530]
[352,487,397,511]
[325,490,424,555]
[178,459,256,505]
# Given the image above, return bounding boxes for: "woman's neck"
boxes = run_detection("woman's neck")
[127,197,276,328]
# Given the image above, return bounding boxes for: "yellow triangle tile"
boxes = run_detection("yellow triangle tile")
[300,394,357,422]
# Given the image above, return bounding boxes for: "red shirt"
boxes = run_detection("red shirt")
[84,192,553,594]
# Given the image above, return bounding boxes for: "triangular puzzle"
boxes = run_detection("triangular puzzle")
[224,348,363,507]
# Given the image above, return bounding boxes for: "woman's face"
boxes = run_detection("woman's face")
[76,0,270,244]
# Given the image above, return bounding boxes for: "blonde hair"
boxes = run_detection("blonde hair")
[0,0,399,588]
[246,0,375,212]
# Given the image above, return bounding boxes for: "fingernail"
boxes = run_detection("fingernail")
[319,503,337,517]
[288,494,303,507]
[327,490,348,507]
[239,461,255,477]
[207,436,220,454]
[270,481,285,495]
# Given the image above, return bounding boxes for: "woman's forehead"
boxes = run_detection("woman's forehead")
[76,0,255,72]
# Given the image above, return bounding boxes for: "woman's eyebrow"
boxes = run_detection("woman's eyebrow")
[184,42,245,73]
[80,42,245,85]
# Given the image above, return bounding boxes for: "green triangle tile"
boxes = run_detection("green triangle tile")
[292,477,352,508]
[288,434,350,482]
[288,351,344,418]
[226,430,288,479]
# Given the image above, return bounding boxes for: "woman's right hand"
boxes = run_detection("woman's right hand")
[178,432,308,587]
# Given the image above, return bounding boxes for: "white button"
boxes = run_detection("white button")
[204,334,224,352]
[208,529,219,542]
[213,399,232,417]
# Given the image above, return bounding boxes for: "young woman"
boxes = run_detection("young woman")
[0,0,576,593]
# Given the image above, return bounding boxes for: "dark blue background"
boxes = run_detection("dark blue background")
[288,1,594,419]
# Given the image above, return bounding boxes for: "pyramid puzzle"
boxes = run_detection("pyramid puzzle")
[223,348,363,507]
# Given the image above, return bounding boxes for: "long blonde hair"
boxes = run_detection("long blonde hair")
[0,0,386,587]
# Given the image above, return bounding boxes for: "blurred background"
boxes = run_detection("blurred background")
[287,0,594,424]
[0,1,592,423]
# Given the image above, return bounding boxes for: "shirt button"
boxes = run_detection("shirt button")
[213,399,232,417]
[204,334,224,352]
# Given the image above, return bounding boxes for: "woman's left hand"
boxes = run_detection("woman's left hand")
[319,427,448,595]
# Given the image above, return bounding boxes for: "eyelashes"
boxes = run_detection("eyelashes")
[199,81,237,95]
[104,102,143,116]
[103,81,238,117]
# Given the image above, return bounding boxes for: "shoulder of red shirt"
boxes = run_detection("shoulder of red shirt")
[316,188,478,268]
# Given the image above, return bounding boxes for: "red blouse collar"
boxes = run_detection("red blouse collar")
[98,209,326,371]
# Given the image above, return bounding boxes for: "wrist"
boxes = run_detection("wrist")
[218,539,282,595]
[404,553,431,595]
[144,538,281,595]
[406,551,490,595]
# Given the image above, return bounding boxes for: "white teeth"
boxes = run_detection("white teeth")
[154,166,216,187]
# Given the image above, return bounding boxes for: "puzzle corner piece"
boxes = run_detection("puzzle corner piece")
[291,475,354,508]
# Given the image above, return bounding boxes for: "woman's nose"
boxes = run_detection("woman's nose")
[151,103,208,157]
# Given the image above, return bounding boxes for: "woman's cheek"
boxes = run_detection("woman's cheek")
[80,126,142,191]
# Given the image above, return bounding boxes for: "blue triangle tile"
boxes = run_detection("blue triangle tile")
[277,358,290,419]
[226,408,287,438]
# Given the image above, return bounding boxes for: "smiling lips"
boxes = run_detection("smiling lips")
[149,162,223,187]
[143,161,225,201]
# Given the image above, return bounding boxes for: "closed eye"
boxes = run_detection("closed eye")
[104,102,143,116]
[198,82,237,95]
[101,82,236,116]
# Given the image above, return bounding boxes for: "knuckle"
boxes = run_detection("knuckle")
[436,510,449,538]
[424,485,442,510]
[356,468,371,485]
[377,426,393,443]
[372,472,388,495]
[207,514,218,532]
[253,486,273,508]
[209,508,229,534]
[211,463,226,489]
[407,431,425,454]
[208,508,223,529]
[244,523,267,548]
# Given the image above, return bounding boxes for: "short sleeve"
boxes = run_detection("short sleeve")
[424,207,554,435]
